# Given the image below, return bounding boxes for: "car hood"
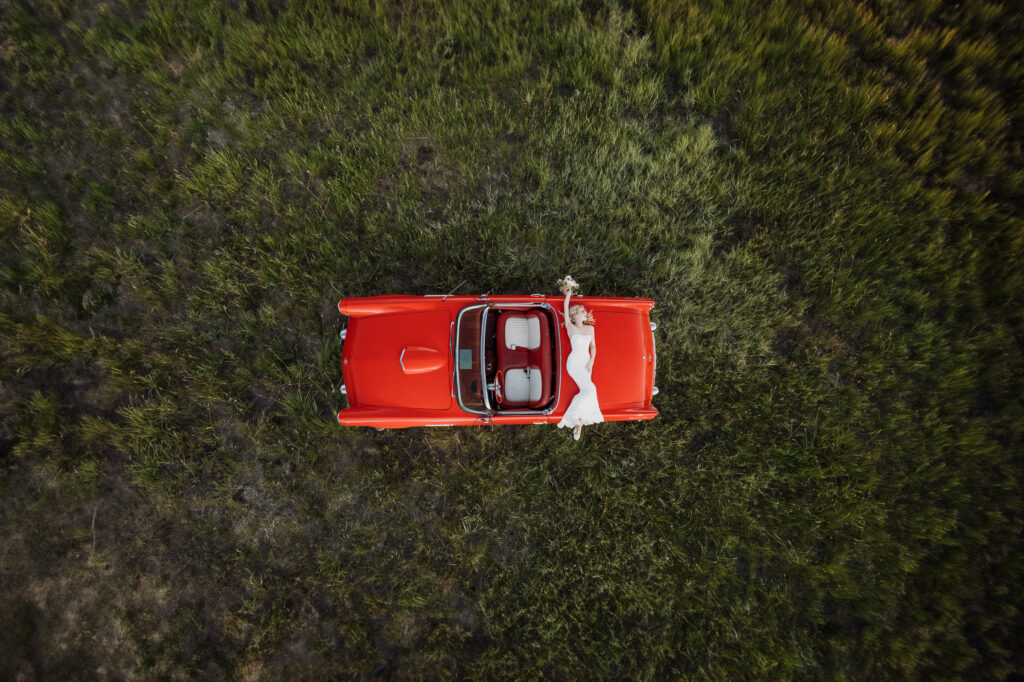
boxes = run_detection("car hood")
[344,310,452,409]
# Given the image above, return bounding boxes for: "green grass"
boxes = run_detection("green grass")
[1,0,1021,677]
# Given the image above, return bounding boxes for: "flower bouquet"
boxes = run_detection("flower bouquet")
[557,275,579,294]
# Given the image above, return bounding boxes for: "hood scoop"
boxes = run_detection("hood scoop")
[399,346,445,374]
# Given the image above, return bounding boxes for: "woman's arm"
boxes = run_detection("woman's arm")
[586,334,596,374]
[561,286,577,334]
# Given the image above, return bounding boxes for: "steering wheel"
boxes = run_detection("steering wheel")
[494,370,504,405]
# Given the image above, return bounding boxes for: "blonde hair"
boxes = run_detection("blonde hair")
[569,305,594,326]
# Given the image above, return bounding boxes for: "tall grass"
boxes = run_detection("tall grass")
[1,0,1020,677]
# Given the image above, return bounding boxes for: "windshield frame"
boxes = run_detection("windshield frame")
[453,304,491,415]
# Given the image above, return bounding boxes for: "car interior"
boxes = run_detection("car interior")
[483,308,558,411]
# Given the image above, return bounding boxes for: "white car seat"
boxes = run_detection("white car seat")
[504,315,541,350]
[504,367,543,404]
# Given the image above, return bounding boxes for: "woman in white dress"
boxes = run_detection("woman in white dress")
[556,277,604,440]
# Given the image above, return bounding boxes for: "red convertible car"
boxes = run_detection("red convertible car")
[336,294,658,428]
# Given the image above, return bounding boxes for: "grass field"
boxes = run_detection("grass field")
[1,0,1022,677]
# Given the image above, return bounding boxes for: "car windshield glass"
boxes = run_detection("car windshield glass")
[455,305,487,414]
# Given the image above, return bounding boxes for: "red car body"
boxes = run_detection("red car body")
[337,294,658,428]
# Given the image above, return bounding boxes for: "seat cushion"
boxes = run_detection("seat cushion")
[503,315,541,350]
[504,368,543,404]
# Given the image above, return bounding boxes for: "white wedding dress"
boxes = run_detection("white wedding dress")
[557,332,604,431]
